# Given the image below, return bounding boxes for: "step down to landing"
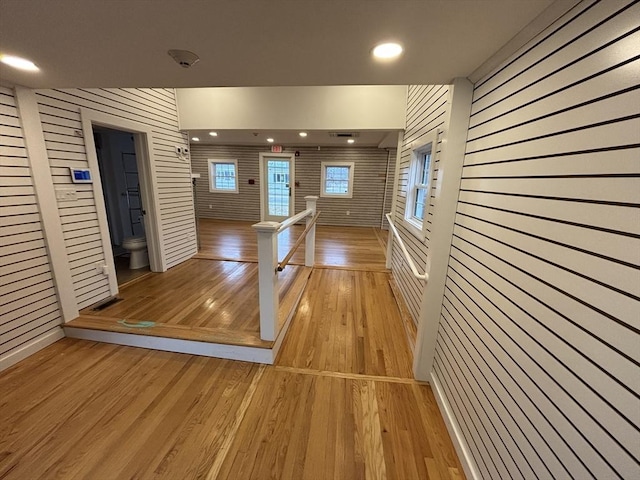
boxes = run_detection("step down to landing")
[64,263,312,365]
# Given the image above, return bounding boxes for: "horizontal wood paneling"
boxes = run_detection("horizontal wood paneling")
[0,86,63,362]
[190,144,391,227]
[434,1,640,478]
[34,88,196,308]
[391,85,450,324]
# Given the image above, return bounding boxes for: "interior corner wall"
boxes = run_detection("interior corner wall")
[390,85,451,324]
[33,88,197,309]
[190,144,391,227]
[431,0,639,478]
[0,86,64,369]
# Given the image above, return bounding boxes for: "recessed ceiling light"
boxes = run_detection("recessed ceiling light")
[0,54,39,72]
[299,132,308,137]
[267,138,275,143]
[372,42,403,60]
[191,137,200,141]
[347,139,355,144]
[209,131,218,137]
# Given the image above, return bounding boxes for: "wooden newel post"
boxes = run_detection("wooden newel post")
[304,196,318,267]
[252,221,280,341]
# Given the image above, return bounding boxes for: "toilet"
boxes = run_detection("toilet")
[122,236,149,269]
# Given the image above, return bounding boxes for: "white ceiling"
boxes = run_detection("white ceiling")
[187,130,398,148]
[0,0,557,89]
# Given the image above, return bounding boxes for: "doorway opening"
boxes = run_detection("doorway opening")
[93,126,151,286]
[259,152,295,221]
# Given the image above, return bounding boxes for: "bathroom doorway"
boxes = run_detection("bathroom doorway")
[93,126,151,286]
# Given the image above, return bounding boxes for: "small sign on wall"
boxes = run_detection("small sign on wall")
[271,145,283,153]
[69,167,93,183]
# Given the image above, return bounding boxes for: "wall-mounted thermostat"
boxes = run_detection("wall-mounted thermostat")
[69,167,93,183]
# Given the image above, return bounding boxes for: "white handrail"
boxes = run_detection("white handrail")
[385,213,428,282]
[253,196,318,341]
[277,208,313,232]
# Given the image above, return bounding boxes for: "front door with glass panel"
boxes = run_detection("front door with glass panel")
[259,153,295,221]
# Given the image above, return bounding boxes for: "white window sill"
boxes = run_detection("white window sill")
[403,217,426,242]
[320,192,353,199]
[209,189,239,194]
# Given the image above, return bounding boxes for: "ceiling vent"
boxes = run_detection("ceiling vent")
[328,132,360,138]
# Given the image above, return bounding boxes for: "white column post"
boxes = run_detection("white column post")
[252,221,280,341]
[14,86,79,322]
[386,227,394,269]
[304,196,318,267]
[386,130,404,269]
[413,78,474,380]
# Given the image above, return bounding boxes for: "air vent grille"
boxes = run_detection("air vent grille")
[328,132,360,138]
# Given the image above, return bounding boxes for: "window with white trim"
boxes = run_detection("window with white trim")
[320,161,354,198]
[404,130,437,237]
[208,159,238,193]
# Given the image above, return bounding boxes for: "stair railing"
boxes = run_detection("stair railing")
[252,196,318,341]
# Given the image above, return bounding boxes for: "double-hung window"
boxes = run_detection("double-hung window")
[208,159,238,193]
[321,161,355,198]
[404,130,437,237]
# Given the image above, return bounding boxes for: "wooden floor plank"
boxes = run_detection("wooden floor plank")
[277,269,414,378]
[70,260,311,349]
[0,339,464,480]
[195,218,390,272]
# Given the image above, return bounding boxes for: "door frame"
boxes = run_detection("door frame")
[81,108,164,296]
[259,152,296,221]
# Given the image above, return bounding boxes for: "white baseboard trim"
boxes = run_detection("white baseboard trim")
[64,327,274,364]
[430,370,480,480]
[0,327,65,372]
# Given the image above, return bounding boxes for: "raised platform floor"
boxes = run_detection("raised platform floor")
[65,259,311,363]
[64,222,403,365]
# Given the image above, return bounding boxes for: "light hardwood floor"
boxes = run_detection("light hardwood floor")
[69,259,310,348]
[1,221,465,478]
[278,269,414,378]
[0,339,465,479]
[196,218,389,272]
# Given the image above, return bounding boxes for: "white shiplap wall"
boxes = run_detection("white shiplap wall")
[35,88,196,309]
[0,86,63,361]
[391,85,450,324]
[434,1,640,478]
[191,144,391,227]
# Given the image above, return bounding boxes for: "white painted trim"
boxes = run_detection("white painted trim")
[63,328,274,364]
[413,78,473,380]
[14,87,79,321]
[404,129,438,240]
[259,152,296,221]
[320,161,355,198]
[386,130,405,269]
[0,328,64,372]
[253,221,280,341]
[80,108,166,273]
[430,370,481,480]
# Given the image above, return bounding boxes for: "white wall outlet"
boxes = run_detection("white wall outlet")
[346,210,350,216]
[209,204,213,209]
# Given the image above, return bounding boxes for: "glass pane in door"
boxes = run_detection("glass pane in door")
[267,160,290,217]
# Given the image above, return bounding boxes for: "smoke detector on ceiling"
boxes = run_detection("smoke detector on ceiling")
[168,49,200,68]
